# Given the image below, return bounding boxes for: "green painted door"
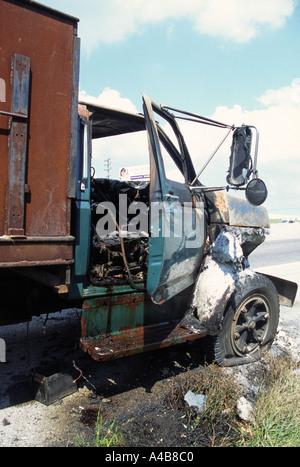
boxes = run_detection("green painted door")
[143,95,206,304]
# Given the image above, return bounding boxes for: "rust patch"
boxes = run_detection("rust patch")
[0,239,74,266]
[80,314,87,339]
[205,191,229,224]
[78,104,89,120]
[83,292,146,310]
[80,321,206,362]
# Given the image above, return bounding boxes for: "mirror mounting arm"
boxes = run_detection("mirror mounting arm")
[190,127,233,186]
[248,126,260,179]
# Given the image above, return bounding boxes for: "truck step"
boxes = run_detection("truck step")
[80,321,206,361]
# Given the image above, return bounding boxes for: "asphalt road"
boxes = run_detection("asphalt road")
[250,223,300,336]
[250,222,300,288]
[250,237,300,269]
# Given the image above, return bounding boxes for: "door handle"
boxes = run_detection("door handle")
[165,193,179,201]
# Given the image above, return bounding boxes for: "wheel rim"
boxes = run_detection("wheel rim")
[230,294,271,357]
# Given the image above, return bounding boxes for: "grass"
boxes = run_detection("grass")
[240,354,300,447]
[269,218,300,223]
[170,353,300,447]
[75,411,124,447]
[93,414,124,447]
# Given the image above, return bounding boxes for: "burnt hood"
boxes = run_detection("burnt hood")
[205,191,270,228]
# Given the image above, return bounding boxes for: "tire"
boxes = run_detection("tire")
[214,273,280,366]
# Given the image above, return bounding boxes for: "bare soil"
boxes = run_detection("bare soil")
[0,309,207,447]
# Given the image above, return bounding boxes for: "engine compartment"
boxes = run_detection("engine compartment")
[89,178,150,286]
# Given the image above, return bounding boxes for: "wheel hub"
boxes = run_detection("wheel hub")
[231,295,270,356]
[248,320,256,330]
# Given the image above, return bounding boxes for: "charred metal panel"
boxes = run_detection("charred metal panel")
[204,192,230,225]
[227,195,269,228]
[205,192,269,228]
[31,365,77,405]
[7,54,30,236]
[259,273,298,308]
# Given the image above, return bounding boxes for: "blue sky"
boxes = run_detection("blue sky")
[40,0,300,217]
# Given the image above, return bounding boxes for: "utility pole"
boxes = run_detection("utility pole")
[104,158,111,179]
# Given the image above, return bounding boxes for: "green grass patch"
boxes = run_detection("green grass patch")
[75,412,124,447]
[240,354,300,447]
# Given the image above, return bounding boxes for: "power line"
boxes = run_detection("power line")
[104,158,111,179]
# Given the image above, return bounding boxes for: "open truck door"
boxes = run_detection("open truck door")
[143,95,206,304]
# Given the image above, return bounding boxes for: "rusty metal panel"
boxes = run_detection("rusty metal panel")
[0,0,79,264]
[0,237,74,266]
[7,54,30,236]
[79,290,206,361]
[204,191,230,224]
[68,36,81,198]
[80,321,206,361]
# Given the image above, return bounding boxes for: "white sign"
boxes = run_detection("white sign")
[120,165,150,182]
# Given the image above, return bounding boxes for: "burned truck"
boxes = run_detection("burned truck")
[0,0,297,367]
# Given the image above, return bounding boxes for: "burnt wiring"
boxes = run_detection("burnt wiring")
[72,360,97,392]
[115,219,145,291]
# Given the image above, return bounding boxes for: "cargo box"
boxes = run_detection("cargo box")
[0,0,79,267]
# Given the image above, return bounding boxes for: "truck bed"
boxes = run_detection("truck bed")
[0,0,79,267]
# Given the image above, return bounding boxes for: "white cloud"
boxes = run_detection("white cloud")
[81,88,147,178]
[79,88,138,113]
[92,130,149,180]
[258,78,300,107]
[41,0,296,53]
[210,81,300,165]
[193,0,296,42]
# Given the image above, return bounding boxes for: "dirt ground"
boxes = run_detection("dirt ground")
[0,309,209,447]
[0,302,299,447]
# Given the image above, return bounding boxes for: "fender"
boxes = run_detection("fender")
[191,230,298,335]
[257,273,298,308]
[192,231,256,335]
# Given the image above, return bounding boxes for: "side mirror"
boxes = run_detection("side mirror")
[227,126,252,186]
[246,178,268,206]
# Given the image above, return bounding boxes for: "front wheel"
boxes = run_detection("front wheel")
[214,273,280,366]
